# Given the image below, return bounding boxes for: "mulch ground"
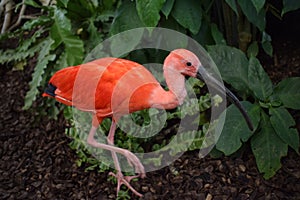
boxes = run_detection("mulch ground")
[1,31,300,200]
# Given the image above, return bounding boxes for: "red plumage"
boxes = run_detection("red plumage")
[43,57,162,125]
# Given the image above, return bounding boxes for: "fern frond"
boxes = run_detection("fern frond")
[52,50,68,71]
[0,28,46,64]
[23,37,56,110]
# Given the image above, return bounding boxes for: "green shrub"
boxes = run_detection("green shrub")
[208,45,300,179]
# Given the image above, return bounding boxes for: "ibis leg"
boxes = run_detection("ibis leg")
[106,121,143,197]
[86,123,145,197]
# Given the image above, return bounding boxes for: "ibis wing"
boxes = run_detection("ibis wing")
[44,58,159,116]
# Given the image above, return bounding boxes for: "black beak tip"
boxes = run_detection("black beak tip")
[196,67,254,131]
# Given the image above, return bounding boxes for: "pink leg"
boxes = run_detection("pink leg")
[107,121,143,197]
[86,122,145,197]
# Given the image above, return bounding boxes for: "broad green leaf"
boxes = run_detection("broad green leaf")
[56,0,69,8]
[216,102,260,155]
[85,18,104,51]
[251,0,265,13]
[50,9,71,48]
[110,29,144,57]
[274,77,300,109]
[282,0,300,15]
[90,0,98,7]
[23,38,56,109]
[262,40,273,57]
[248,56,273,100]
[247,41,259,57]
[64,1,93,19]
[64,37,84,66]
[207,45,250,94]
[110,0,145,35]
[225,0,239,16]
[50,8,83,66]
[237,0,266,31]
[136,0,166,27]
[24,0,41,7]
[270,107,299,153]
[160,16,186,34]
[261,32,273,56]
[102,0,115,10]
[161,0,175,18]
[191,19,214,46]
[251,112,288,179]
[171,0,202,34]
[155,17,189,49]
[210,24,226,45]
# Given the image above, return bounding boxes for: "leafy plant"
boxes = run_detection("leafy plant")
[208,45,300,179]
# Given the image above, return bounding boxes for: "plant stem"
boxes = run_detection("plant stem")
[1,0,13,33]
[8,0,27,31]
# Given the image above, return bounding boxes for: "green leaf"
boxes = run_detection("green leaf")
[171,0,202,34]
[56,0,69,8]
[237,0,266,31]
[22,16,52,30]
[261,32,273,56]
[110,29,144,57]
[136,0,166,27]
[23,37,56,110]
[274,77,300,109]
[282,0,300,15]
[161,0,175,18]
[270,107,299,153]
[251,112,288,179]
[207,45,250,94]
[160,15,186,34]
[110,0,145,35]
[247,41,259,57]
[251,0,265,13]
[50,9,71,48]
[85,18,104,51]
[210,24,226,45]
[191,19,214,46]
[216,101,260,155]
[248,56,273,100]
[50,8,83,65]
[225,0,239,16]
[24,0,41,7]
[53,51,68,71]
[64,37,84,65]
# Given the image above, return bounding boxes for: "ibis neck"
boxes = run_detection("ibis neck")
[164,68,187,105]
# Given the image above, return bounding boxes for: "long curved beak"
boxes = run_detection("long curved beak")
[196,67,254,131]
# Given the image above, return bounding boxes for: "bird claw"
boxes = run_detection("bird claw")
[109,171,144,197]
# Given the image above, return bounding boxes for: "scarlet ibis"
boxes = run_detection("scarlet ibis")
[43,49,253,197]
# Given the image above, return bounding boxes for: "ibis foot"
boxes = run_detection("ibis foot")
[109,171,143,197]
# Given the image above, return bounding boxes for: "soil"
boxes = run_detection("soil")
[1,13,300,200]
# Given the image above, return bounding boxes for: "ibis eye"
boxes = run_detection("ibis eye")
[186,62,192,67]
